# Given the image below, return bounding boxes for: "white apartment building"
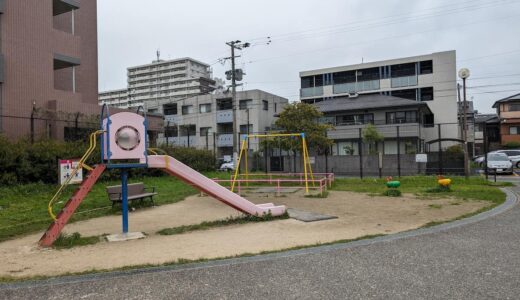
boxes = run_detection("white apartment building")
[99,57,216,109]
[98,89,129,109]
[146,89,289,157]
[300,51,459,146]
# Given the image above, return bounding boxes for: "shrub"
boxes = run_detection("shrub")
[0,135,217,185]
[159,146,216,172]
[504,141,520,149]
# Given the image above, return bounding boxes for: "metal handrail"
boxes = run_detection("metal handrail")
[47,130,104,220]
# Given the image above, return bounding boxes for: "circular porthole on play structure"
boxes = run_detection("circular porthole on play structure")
[115,126,141,151]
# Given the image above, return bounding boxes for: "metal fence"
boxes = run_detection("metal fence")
[1,112,99,142]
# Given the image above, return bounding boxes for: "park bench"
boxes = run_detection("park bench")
[106,183,157,207]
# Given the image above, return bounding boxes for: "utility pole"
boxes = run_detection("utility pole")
[225,40,250,165]
[246,108,250,150]
[459,68,471,179]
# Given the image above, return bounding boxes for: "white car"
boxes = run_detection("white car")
[219,161,235,171]
[486,153,513,174]
[492,150,520,168]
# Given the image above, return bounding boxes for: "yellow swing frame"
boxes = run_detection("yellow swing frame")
[231,133,315,194]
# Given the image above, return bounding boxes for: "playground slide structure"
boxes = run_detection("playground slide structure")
[148,155,286,216]
[39,106,286,247]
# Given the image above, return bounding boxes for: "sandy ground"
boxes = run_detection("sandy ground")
[0,191,488,278]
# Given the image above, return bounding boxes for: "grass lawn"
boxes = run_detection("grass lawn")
[331,176,512,204]
[0,172,230,243]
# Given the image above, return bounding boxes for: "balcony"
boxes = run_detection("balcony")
[333,80,380,94]
[164,115,180,125]
[391,75,418,88]
[53,0,79,16]
[169,136,196,147]
[300,86,324,98]
[217,134,233,147]
[216,110,233,123]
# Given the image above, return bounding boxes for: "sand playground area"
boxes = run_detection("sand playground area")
[0,190,489,279]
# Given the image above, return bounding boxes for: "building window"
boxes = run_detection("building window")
[200,127,212,137]
[180,125,196,136]
[164,125,179,138]
[336,141,358,156]
[356,67,380,82]
[333,71,356,84]
[420,87,434,101]
[386,111,417,124]
[239,124,253,134]
[263,100,269,111]
[391,88,417,101]
[419,60,433,74]
[509,103,520,111]
[239,99,253,110]
[199,103,212,113]
[301,76,313,88]
[217,98,233,110]
[391,63,416,77]
[275,103,277,113]
[509,126,520,135]
[336,114,374,125]
[182,105,193,115]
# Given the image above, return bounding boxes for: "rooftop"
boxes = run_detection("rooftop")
[492,92,520,108]
[313,94,432,114]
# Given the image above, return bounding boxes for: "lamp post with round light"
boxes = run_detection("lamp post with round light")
[458,68,470,179]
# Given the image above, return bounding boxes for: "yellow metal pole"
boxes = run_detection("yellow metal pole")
[231,138,247,192]
[245,136,249,186]
[303,138,315,187]
[302,135,309,194]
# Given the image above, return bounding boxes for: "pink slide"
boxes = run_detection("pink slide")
[148,155,287,216]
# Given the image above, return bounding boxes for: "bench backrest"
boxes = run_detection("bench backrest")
[106,183,146,200]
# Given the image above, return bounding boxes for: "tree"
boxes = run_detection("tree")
[363,123,384,154]
[267,102,334,155]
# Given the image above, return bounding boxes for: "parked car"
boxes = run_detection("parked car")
[486,153,513,174]
[493,150,520,168]
[219,161,235,171]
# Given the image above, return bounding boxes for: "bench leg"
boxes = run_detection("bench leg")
[150,196,155,207]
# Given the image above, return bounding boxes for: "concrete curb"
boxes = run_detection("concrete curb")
[1,188,517,290]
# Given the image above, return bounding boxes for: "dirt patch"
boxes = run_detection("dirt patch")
[0,191,489,279]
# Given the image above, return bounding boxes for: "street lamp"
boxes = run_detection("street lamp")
[458,68,470,179]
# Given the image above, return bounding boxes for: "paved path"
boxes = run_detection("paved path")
[2,188,520,300]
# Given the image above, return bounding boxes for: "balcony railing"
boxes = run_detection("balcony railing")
[217,134,233,147]
[300,86,324,98]
[391,75,418,88]
[333,80,380,94]
[216,110,233,123]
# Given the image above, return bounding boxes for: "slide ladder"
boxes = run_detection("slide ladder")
[39,164,106,247]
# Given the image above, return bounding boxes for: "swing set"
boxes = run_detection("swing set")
[231,133,315,194]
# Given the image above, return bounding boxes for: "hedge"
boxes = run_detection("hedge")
[0,136,216,185]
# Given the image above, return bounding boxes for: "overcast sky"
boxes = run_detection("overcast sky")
[98,0,520,113]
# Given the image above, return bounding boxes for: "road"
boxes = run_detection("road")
[1,188,519,299]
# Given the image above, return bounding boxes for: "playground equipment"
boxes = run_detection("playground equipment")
[38,106,286,247]
[385,176,401,188]
[231,133,315,194]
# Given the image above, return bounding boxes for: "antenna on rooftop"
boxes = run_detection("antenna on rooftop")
[156,49,161,62]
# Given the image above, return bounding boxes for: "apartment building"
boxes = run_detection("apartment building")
[0,0,99,140]
[300,51,459,148]
[492,93,520,145]
[316,94,433,155]
[98,89,129,109]
[99,58,217,109]
[146,89,289,157]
